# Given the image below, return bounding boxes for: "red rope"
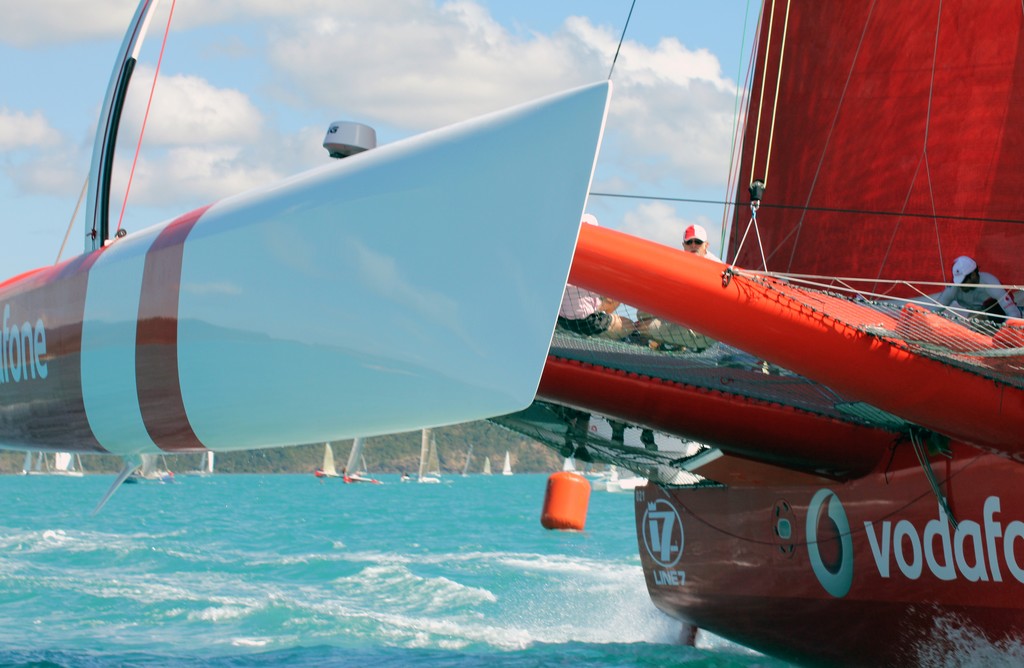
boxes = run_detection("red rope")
[115,0,176,235]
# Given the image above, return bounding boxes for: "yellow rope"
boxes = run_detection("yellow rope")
[762,0,791,189]
[748,0,791,191]
[749,0,777,183]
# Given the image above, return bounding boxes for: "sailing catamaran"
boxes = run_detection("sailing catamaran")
[488,2,1024,665]
[11,1,1024,663]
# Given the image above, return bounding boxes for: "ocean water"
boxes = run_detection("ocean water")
[0,473,788,667]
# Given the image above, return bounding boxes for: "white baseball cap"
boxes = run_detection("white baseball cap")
[951,256,977,284]
[683,224,708,244]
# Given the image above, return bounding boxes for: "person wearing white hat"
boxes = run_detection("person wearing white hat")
[682,224,721,262]
[634,223,722,352]
[556,214,634,340]
[927,255,1021,320]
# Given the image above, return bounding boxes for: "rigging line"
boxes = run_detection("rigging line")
[749,0,778,183]
[876,147,926,289]
[56,177,89,264]
[785,0,877,271]
[607,0,637,80]
[115,0,177,236]
[760,0,790,189]
[926,2,945,280]
[909,429,958,530]
[590,191,1024,225]
[879,2,945,288]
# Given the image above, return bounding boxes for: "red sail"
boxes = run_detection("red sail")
[730,1,1024,294]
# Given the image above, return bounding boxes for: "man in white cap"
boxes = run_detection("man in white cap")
[682,224,721,262]
[928,255,1021,320]
[635,223,721,351]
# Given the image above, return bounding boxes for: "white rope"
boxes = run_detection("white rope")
[55,177,89,264]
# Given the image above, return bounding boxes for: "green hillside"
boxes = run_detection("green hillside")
[0,420,563,475]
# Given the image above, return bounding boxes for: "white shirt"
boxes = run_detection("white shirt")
[929,271,1021,318]
[559,284,602,319]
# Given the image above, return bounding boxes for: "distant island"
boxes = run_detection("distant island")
[0,420,565,475]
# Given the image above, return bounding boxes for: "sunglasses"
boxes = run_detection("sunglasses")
[684,239,704,246]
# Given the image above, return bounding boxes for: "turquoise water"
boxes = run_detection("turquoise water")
[0,473,786,667]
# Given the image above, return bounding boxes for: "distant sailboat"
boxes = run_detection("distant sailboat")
[562,457,577,472]
[591,464,646,493]
[126,454,174,483]
[502,451,513,476]
[22,451,84,476]
[482,457,492,475]
[461,444,474,476]
[53,452,85,477]
[183,451,214,476]
[418,429,441,483]
[342,437,382,484]
[314,443,340,479]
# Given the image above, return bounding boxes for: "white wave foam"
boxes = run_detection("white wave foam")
[914,613,1024,667]
[231,637,270,647]
[334,564,497,611]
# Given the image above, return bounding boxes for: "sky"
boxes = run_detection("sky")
[0,0,761,278]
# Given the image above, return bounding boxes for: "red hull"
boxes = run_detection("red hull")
[635,443,1024,666]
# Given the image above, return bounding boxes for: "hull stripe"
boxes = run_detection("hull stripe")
[81,228,161,455]
[137,206,211,452]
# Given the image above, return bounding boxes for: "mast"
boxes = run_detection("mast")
[427,435,441,476]
[85,0,162,252]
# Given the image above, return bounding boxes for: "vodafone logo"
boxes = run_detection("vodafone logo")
[806,488,854,598]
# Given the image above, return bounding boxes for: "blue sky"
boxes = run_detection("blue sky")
[0,0,760,277]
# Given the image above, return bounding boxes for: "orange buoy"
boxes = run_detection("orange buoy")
[541,471,591,531]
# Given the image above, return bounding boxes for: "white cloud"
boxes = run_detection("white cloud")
[2,1,743,259]
[257,4,739,193]
[109,145,282,209]
[619,201,724,255]
[120,68,265,146]
[0,108,58,150]
[0,0,137,45]
[265,2,604,129]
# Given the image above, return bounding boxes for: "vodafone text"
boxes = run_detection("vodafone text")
[865,497,1024,583]
[0,304,47,383]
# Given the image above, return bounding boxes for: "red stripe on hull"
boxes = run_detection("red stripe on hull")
[137,206,211,452]
[636,445,1024,666]
[539,355,895,479]
[0,253,105,452]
